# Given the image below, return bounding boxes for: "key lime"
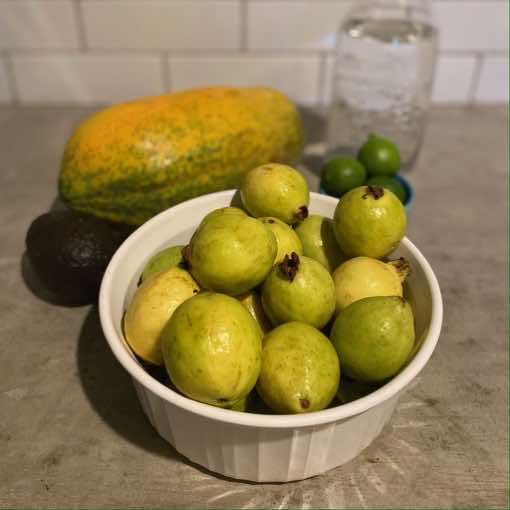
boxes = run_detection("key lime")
[358,134,400,176]
[321,156,367,197]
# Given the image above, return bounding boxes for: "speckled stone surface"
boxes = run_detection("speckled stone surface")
[0,105,507,508]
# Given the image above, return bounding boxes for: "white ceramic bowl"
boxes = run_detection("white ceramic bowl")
[99,190,443,482]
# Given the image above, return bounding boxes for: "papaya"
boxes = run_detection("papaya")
[59,87,304,225]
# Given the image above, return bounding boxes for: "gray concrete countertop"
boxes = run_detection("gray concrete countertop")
[0,105,507,508]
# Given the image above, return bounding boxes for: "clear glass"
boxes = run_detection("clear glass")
[327,0,438,171]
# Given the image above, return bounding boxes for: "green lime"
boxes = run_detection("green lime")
[321,156,367,197]
[366,176,407,203]
[358,134,400,177]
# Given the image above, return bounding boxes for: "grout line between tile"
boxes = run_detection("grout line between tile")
[4,48,332,60]
[6,47,507,58]
[440,49,509,57]
[72,0,88,50]
[240,0,248,51]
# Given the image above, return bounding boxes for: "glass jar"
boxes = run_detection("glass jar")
[327,0,438,171]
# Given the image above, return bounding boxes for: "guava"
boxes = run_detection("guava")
[237,290,272,335]
[261,253,336,329]
[240,163,310,224]
[257,322,340,413]
[185,213,277,295]
[294,215,345,272]
[161,292,262,407]
[140,245,185,282]
[330,296,415,382]
[124,267,200,365]
[189,207,248,243]
[201,206,247,225]
[333,185,406,258]
[259,217,303,264]
[333,256,410,313]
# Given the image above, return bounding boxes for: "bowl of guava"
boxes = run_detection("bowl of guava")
[99,164,442,483]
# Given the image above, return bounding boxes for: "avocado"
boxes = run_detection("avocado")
[25,210,130,305]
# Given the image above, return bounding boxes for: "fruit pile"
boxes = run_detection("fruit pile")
[124,163,414,414]
[321,134,408,203]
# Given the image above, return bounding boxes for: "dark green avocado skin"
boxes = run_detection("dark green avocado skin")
[25,210,132,305]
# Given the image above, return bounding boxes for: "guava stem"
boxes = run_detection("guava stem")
[279,252,300,282]
[299,398,310,409]
[296,206,309,221]
[181,245,192,269]
[363,186,384,200]
[388,257,411,282]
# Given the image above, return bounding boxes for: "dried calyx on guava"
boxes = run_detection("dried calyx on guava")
[240,163,310,224]
[332,256,410,313]
[333,185,406,259]
[259,217,303,264]
[261,252,335,329]
[257,322,340,414]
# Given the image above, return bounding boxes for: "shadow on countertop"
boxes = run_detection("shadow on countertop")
[75,306,270,484]
[299,106,326,145]
[76,305,182,461]
[75,306,282,484]
[298,107,328,180]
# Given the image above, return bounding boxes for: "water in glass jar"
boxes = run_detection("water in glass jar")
[328,18,438,170]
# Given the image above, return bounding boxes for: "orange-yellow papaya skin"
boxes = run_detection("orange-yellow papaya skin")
[59,87,304,225]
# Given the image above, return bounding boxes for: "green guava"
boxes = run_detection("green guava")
[332,256,410,313]
[161,292,262,407]
[140,245,185,282]
[330,296,415,382]
[185,213,277,295]
[124,267,200,365]
[190,207,247,243]
[237,290,272,335]
[259,217,303,264]
[333,185,406,258]
[240,163,310,224]
[261,253,336,329]
[294,215,345,272]
[201,206,247,225]
[257,322,340,413]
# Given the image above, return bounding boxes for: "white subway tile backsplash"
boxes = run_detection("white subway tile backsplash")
[434,1,509,51]
[475,56,509,103]
[0,60,12,102]
[247,0,351,50]
[82,0,240,50]
[0,0,507,105]
[170,56,321,104]
[432,55,477,103]
[0,0,79,49]
[12,54,165,104]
